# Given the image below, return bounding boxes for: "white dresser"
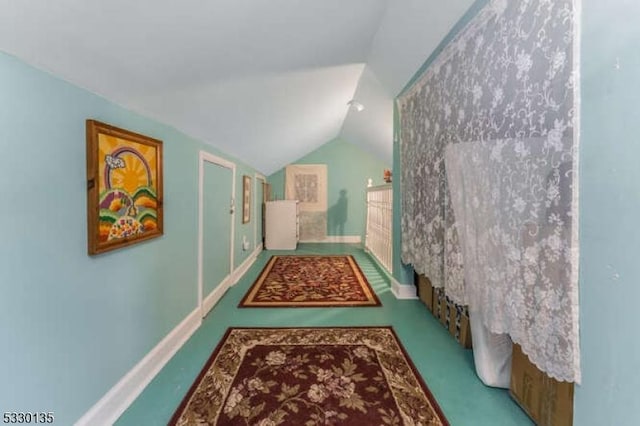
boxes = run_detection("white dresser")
[265,200,298,250]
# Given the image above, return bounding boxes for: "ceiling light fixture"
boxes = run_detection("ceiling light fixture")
[347,99,365,112]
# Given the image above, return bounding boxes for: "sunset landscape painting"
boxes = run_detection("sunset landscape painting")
[86,120,163,254]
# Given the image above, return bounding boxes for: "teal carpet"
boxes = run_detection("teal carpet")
[116,243,532,426]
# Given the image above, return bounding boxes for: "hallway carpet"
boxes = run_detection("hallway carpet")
[170,327,447,425]
[116,244,533,426]
[239,255,380,307]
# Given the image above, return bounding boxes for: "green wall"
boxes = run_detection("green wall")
[202,162,233,296]
[234,164,261,268]
[394,0,640,423]
[268,138,390,241]
[0,52,261,424]
[575,1,640,424]
[391,0,490,285]
[391,103,413,284]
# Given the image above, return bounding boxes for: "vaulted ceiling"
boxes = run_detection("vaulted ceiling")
[0,0,474,175]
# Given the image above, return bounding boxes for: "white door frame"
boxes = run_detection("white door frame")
[198,151,236,318]
[254,173,266,250]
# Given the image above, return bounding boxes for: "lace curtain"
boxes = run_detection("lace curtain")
[398,0,580,382]
[285,164,328,241]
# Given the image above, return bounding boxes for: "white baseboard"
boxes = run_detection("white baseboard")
[202,275,234,317]
[299,235,361,244]
[76,243,263,425]
[75,307,202,426]
[363,250,415,300]
[231,245,261,285]
[203,244,261,316]
[390,276,418,300]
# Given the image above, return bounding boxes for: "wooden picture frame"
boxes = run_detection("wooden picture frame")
[86,120,164,255]
[242,175,251,224]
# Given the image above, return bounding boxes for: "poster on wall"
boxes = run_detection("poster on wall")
[285,164,327,241]
[86,120,164,255]
[242,175,251,224]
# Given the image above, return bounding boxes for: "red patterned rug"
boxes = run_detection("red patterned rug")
[239,255,381,307]
[169,327,448,426]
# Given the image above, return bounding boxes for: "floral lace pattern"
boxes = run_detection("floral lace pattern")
[170,328,447,425]
[398,0,579,382]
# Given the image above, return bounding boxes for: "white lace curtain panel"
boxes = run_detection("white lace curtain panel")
[398,0,580,383]
[285,164,328,241]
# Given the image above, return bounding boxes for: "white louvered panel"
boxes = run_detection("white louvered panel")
[365,184,392,274]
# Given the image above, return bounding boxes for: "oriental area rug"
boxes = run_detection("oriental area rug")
[239,255,381,308]
[169,327,448,426]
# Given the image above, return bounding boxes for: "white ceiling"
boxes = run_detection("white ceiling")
[0,0,474,174]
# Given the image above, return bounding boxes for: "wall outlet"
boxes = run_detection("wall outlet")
[242,236,250,251]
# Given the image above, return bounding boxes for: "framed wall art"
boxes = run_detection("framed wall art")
[285,164,327,240]
[86,120,164,255]
[242,175,251,224]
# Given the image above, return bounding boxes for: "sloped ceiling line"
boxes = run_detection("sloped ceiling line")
[0,0,473,174]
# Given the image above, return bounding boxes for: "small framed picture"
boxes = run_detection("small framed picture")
[242,175,251,224]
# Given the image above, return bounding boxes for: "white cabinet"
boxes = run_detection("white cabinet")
[265,200,298,250]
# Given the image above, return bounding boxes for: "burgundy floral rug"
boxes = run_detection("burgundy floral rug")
[169,327,448,426]
[239,255,381,307]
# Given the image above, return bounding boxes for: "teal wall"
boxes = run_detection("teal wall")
[268,169,286,201]
[255,176,265,247]
[391,0,490,285]
[268,138,390,240]
[5,0,636,423]
[233,164,260,268]
[391,103,413,284]
[398,0,490,96]
[575,1,640,424]
[394,0,640,423]
[202,162,233,296]
[0,52,261,424]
